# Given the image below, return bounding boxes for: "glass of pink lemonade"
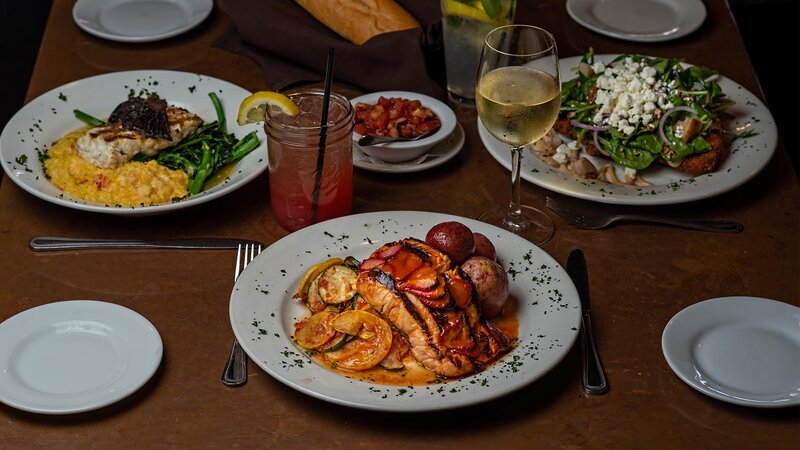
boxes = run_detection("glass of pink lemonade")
[265,89,354,232]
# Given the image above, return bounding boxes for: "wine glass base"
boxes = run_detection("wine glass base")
[477,205,555,246]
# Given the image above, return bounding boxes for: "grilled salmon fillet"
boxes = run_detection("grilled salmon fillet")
[76,106,203,169]
[357,238,511,377]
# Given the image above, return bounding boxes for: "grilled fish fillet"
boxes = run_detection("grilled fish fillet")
[357,239,511,377]
[75,106,203,169]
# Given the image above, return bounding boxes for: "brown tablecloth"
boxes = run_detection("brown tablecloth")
[0,0,798,448]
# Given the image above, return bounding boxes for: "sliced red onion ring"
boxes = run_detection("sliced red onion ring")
[570,119,610,132]
[658,106,696,145]
[593,130,609,156]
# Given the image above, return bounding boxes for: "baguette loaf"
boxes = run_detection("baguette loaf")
[295,0,420,45]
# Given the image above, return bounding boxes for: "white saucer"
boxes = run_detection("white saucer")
[73,0,213,43]
[566,0,706,42]
[662,296,800,408]
[0,300,163,414]
[353,122,465,173]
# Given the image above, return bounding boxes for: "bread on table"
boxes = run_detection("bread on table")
[295,0,421,45]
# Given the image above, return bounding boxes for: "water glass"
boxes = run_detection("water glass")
[440,0,517,105]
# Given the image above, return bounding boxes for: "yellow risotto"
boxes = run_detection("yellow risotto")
[44,128,188,206]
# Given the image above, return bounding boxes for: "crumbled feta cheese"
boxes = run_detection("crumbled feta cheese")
[553,144,570,164]
[623,167,637,180]
[591,57,677,134]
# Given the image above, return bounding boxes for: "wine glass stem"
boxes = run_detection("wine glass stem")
[505,145,524,230]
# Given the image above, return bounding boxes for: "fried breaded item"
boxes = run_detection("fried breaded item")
[677,131,727,176]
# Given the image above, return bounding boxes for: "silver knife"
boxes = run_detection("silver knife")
[29,236,264,251]
[567,249,609,394]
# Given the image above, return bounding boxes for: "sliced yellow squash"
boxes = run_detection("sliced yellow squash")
[295,257,345,301]
[293,311,337,350]
[325,310,393,371]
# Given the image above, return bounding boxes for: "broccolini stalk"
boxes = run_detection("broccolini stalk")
[230,132,260,161]
[209,92,226,134]
[188,141,214,195]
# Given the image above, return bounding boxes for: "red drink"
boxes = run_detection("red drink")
[265,90,354,232]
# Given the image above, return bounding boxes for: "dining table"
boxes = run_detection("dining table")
[1,0,798,448]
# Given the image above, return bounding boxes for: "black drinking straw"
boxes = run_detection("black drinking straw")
[310,48,335,223]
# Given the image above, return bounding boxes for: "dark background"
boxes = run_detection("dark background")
[1,1,797,174]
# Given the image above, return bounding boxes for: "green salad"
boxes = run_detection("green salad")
[559,49,751,171]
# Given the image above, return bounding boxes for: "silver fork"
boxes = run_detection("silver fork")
[221,243,262,387]
[545,197,743,233]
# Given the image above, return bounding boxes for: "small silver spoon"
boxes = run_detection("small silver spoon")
[357,127,439,146]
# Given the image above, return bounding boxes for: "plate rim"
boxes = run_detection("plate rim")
[0,69,267,216]
[229,210,581,412]
[479,54,778,206]
[566,0,707,42]
[72,0,214,43]
[0,299,163,414]
[661,295,800,408]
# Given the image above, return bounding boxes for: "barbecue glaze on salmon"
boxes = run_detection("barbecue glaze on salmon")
[357,238,512,377]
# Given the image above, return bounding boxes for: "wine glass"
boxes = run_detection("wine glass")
[475,25,560,245]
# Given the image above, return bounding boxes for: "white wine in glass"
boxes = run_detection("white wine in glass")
[476,25,560,245]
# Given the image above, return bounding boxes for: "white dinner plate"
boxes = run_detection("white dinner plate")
[0,300,163,414]
[478,55,778,206]
[73,0,213,43]
[0,70,267,216]
[566,0,706,42]
[229,211,581,412]
[354,123,465,173]
[662,296,800,408]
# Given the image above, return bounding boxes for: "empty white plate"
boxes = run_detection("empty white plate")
[0,300,163,414]
[566,0,706,42]
[662,296,800,408]
[73,0,213,43]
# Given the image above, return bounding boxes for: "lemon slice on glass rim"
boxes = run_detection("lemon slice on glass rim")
[237,91,300,125]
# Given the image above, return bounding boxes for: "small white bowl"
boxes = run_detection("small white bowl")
[351,91,457,163]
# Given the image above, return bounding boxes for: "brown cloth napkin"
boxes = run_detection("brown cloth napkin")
[215,0,445,99]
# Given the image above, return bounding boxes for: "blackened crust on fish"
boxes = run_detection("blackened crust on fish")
[108,94,172,140]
